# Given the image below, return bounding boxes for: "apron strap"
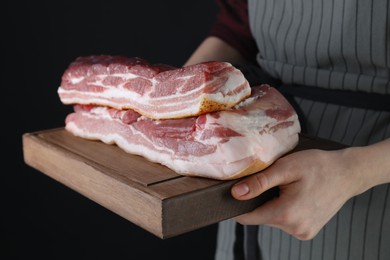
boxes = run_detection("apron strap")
[278,84,390,111]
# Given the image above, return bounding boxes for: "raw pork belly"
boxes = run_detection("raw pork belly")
[65,85,301,180]
[58,55,251,120]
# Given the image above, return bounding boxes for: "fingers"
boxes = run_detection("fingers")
[231,163,297,200]
[229,150,351,241]
[233,198,322,240]
[234,196,282,225]
[231,173,270,200]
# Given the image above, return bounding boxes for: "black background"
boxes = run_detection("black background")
[3,1,220,259]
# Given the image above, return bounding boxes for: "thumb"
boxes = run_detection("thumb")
[231,168,291,200]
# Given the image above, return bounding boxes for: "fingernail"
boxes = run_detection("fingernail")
[233,183,249,196]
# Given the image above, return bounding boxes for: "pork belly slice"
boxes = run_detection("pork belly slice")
[64,85,301,180]
[58,55,251,120]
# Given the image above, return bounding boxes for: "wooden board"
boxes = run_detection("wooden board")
[22,128,346,239]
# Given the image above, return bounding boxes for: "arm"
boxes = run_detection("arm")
[184,36,247,66]
[184,0,258,66]
[231,138,390,240]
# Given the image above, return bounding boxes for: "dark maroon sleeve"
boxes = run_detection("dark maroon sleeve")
[209,0,258,63]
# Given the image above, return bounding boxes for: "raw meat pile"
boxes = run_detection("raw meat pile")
[58,55,301,180]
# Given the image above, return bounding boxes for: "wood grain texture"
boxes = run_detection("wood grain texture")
[22,128,346,239]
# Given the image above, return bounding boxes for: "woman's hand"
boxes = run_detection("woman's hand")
[231,147,380,240]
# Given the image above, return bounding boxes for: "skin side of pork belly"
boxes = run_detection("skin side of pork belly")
[58,55,251,120]
[63,85,301,180]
